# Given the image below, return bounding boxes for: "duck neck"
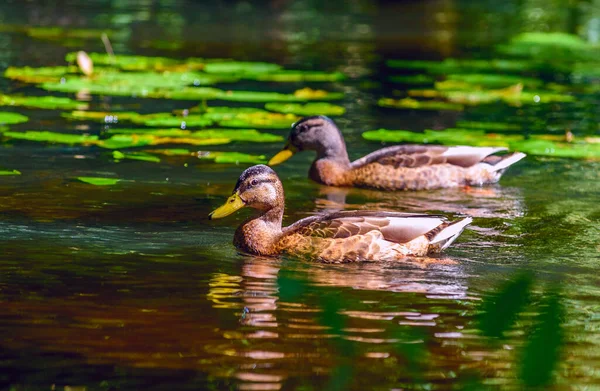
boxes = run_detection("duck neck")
[315,135,351,167]
[235,205,285,256]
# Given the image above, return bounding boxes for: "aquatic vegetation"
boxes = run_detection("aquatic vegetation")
[4,66,78,83]
[77,176,121,186]
[113,150,161,163]
[386,58,544,74]
[203,61,282,75]
[446,73,543,88]
[197,151,267,164]
[0,169,21,176]
[456,120,522,131]
[1,130,97,145]
[65,52,185,71]
[0,112,29,125]
[76,51,94,76]
[362,128,600,159]
[265,102,346,116]
[388,74,435,85]
[497,32,599,62]
[253,71,346,82]
[378,97,464,111]
[0,94,87,110]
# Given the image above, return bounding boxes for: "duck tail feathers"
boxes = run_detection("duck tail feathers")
[430,217,472,251]
[488,152,527,173]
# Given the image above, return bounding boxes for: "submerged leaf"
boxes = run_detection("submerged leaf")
[77,177,120,186]
[478,273,534,339]
[519,290,565,387]
[265,102,346,116]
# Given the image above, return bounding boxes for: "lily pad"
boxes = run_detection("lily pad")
[66,52,182,71]
[388,74,435,85]
[217,88,344,102]
[144,148,193,156]
[97,134,231,149]
[0,94,87,110]
[0,112,29,125]
[446,74,543,88]
[113,150,161,163]
[386,58,544,74]
[77,177,120,186]
[378,97,464,111]
[5,66,78,83]
[2,130,98,144]
[456,121,522,131]
[253,71,346,82]
[496,32,599,62]
[203,61,281,75]
[265,102,346,116]
[0,169,21,176]
[197,151,267,164]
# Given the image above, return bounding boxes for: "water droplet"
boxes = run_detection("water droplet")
[533,95,541,103]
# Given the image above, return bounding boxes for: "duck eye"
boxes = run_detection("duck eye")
[250,179,258,187]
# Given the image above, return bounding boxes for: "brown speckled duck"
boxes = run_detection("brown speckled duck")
[208,165,472,262]
[268,116,526,191]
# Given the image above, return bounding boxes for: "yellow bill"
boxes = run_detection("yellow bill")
[268,144,297,166]
[209,192,245,219]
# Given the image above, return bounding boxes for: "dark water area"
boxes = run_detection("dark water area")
[1,0,600,390]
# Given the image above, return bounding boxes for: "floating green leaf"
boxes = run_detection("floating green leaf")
[203,61,281,75]
[4,66,78,83]
[497,32,599,62]
[455,121,522,131]
[144,148,192,156]
[265,102,346,116]
[0,169,21,176]
[113,150,161,163]
[478,273,533,339]
[253,71,346,82]
[0,94,87,110]
[388,74,435,85]
[217,88,344,102]
[2,130,97,144]
[386,58,545,74]
[0,112,29,125]
[378,97,464,111]
[77,177,120,186]
[446,73,543,88]
[198,151,267,164]
[66,52,183,71]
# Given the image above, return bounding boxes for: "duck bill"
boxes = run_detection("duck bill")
[268,144,297,166]
[209,192,246,219]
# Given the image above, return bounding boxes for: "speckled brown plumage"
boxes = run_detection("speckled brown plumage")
[270,116,526,191]
[210,165,472,263]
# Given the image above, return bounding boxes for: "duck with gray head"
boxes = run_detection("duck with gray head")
[209,165,472,263]
[268,116,526,191]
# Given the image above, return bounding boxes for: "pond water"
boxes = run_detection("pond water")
[1,0,599,390]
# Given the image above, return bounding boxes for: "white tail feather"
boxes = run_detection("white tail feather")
[431,217,473,250]
[487,152,527,172]
[443,146,507,159]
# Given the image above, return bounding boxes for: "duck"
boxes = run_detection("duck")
[268,116,526,191]
[208,165,472,262]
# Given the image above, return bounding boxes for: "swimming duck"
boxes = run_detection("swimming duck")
[209,165,472,262]
[268,116,526,191]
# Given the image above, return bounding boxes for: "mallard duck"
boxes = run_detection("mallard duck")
[268,116,526,191]
[208,165,472,262]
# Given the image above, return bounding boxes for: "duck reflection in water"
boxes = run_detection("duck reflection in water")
[206,254,472,389]
[315,183,525,219]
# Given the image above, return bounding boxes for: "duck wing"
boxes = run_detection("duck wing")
[350,145,508,170]
[282,210,447,244]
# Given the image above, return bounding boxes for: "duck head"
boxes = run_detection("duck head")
[268,116,348,166]
[209,165,285,219]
